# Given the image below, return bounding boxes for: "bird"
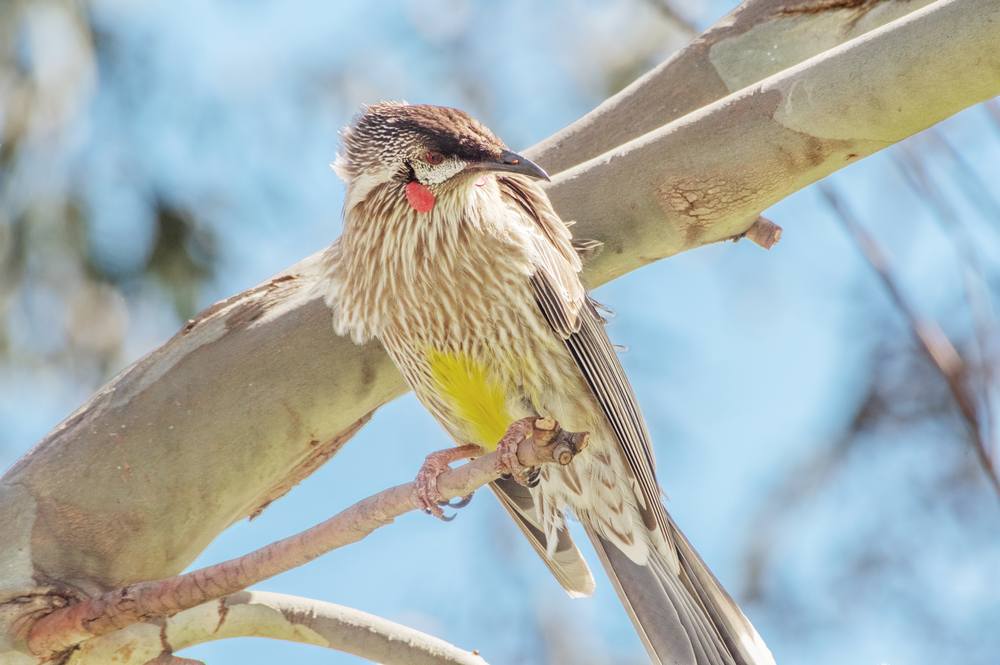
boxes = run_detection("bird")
[323,101,775,665]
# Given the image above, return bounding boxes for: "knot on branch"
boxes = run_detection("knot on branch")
[528,417,589,466]
[734,216,783,249]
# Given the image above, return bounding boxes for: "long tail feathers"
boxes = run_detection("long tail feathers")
[583,519,775,665]
[491,478,596,597]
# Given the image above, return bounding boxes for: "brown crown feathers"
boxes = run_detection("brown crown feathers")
[338,102,507,179]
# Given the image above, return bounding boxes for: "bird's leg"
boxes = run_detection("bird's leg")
[496,416,562,487]
[413,443,483,520]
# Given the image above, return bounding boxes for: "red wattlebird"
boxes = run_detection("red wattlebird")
[324,102,775,665]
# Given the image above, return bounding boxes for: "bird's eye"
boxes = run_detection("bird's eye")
[423,151,445,165]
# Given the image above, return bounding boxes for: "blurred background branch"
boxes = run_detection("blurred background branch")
[818,183,1000,497]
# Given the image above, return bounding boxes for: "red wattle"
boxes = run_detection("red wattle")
[405,182,436,212]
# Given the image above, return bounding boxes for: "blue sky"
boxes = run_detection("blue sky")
[2,1,999,664]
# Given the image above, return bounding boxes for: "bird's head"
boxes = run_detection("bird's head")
[334,102,548,213]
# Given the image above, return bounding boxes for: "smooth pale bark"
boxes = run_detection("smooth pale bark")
[548,0,1000,287]
[2,0,998,660]
[528,0,938,173]
[66,592,488,665]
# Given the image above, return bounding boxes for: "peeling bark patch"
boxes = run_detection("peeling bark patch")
[248,413,374,520]
[224,275,299,331]
[178,273,300,335]
[660,177,758,244]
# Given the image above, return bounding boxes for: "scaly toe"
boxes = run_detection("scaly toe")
[412,444,483,521]
[495,417,535,482]
[414,469,447,519]
[414,487,447,520]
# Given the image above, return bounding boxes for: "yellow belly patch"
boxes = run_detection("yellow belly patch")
[426,349,511,449]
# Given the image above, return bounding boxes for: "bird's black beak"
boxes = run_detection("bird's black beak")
[469,150,550,181]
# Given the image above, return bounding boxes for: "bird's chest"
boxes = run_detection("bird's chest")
[377,236,561,447]
[382,219,532,338]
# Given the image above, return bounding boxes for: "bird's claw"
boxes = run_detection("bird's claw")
[414,459,449,520]
[441,493,474,509]
[413,444,482,521]
[495,416,589,486]
[431,494,472,521]
[496,417,556,487]
[502,467,542,487]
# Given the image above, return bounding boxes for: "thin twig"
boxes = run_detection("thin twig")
[924,129,1000,223]
[891,144,998,453]
[28,420,588,659]
[641,0,699,36]
[819,184,1000,499]
[71,591,488,665]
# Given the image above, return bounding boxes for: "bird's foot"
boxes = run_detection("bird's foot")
[413,444,482,520]
[442,493,474,509]
[496,417,572,487]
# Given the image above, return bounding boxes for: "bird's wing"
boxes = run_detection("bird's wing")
[498,175,775,665]
[490,478,595,597]
[497,174,668,543]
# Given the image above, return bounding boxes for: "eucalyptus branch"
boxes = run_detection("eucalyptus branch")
[28,421,588,659]
[68,591,489,665]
